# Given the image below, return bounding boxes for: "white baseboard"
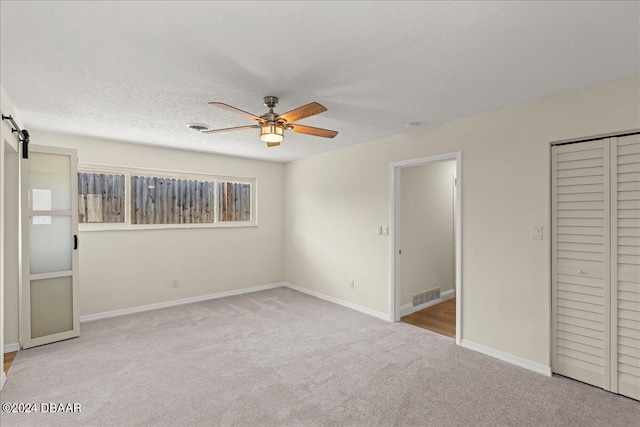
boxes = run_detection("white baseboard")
[400,289,455,316]
[284,282,390,321]
[80,282,287,322]
[4,342,20,353]
[7,283,552,380]
[79,281,391,324]
[461,339,552,377]
[1,372,6,391]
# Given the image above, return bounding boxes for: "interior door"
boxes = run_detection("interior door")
[551,139,611,389]
[611,134,640,400]
[21,145,80,349]
[552,133,640,400]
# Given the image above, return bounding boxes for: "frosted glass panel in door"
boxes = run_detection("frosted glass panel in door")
[29,216,72,274]
[29,152,71,211]
[30,276,73,339]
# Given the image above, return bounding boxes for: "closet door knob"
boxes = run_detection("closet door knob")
[577,269,585,274]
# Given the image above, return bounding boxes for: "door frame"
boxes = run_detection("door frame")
[389,151,462,345]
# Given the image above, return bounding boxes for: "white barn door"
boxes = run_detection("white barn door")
[21,145,80,349]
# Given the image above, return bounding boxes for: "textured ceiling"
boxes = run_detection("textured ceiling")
[1,1,639,162]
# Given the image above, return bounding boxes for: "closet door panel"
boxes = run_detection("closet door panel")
[613,133,640,400]
[552,139,610,388]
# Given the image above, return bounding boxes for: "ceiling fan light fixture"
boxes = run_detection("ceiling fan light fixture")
[260,124,284,143]
[204,97,338,144]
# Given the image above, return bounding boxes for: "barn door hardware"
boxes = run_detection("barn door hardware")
[2,114,30,158]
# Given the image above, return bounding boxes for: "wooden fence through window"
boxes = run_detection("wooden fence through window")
[131,175,214,224]
[78,173,125,223]
[219,182,251,221]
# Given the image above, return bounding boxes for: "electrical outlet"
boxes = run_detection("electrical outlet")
[531,226,543,240]
[348,280,355,289]
[171,279,179,288]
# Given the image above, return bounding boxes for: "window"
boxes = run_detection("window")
[218,181,251,222]
[131,175,215,224]
[78,172,126,223]
[77,166,255,230]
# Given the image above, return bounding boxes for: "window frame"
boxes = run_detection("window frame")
[78,163,257,231]
[77,169,127,225]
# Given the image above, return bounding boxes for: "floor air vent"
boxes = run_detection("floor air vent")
[412,287,441,307]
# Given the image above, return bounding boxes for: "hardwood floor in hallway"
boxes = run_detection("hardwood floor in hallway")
[3,351,17,374]
[401,297,456,337]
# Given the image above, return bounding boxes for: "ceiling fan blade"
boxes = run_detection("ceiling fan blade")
[289,124,338,139]
[201,125,260,134]
[266,141,280,148]
[278,102,327,123]
[208,102,265,123]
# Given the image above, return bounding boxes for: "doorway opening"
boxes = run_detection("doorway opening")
[390,152,462,344]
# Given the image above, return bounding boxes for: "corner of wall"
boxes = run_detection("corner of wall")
[284,282,391,321]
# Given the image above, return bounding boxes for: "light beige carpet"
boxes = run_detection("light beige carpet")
[1,287,638,426]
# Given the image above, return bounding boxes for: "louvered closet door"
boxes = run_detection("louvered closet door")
[552,139,611,389]
[611,134,640,400]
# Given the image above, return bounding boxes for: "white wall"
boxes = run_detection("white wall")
[1,93,5,387]
[401,161,456,306]
[1,85,22,388]
[284,74,640,366]
[3,131,284,344]
[2,151,19,346]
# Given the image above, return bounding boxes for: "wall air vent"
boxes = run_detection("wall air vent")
[412,287,441,307]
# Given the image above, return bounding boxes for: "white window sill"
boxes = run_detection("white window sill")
[79,222,257,232]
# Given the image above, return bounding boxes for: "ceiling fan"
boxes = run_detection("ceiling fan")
[202,96,338,147]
